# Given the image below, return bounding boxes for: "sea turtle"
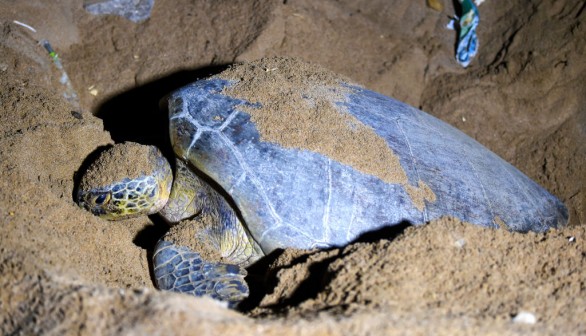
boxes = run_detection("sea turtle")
[77,58,568,307]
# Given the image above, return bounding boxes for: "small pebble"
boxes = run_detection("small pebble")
[454,238,466,248]
[512,311,537,324]
[426,0,443,12]
[71,111,83,120]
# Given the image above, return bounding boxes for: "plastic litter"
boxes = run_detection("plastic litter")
[83,0,155,23]
[12,21,80,110]
[452,0,480,67]
[40,39,80,109]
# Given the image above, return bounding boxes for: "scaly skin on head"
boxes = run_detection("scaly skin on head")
[99,175,164,219]
[77,144,173,220]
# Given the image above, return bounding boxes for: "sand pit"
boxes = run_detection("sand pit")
[0,0,584,334]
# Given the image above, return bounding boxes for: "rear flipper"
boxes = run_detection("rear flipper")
[153,239,249,307]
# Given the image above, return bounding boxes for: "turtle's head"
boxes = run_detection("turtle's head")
[77,142,173,220]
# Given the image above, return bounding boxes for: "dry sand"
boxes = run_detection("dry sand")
[0,0,584,335]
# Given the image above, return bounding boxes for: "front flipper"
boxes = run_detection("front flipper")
[154,158,264,306]
[153,239,249,307]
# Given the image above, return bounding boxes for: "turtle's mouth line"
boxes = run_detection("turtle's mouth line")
[90,206,108,217]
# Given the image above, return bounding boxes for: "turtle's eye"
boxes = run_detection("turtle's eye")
[93,193,111,205]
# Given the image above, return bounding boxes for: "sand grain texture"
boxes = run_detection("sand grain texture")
[0,0,584,334]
